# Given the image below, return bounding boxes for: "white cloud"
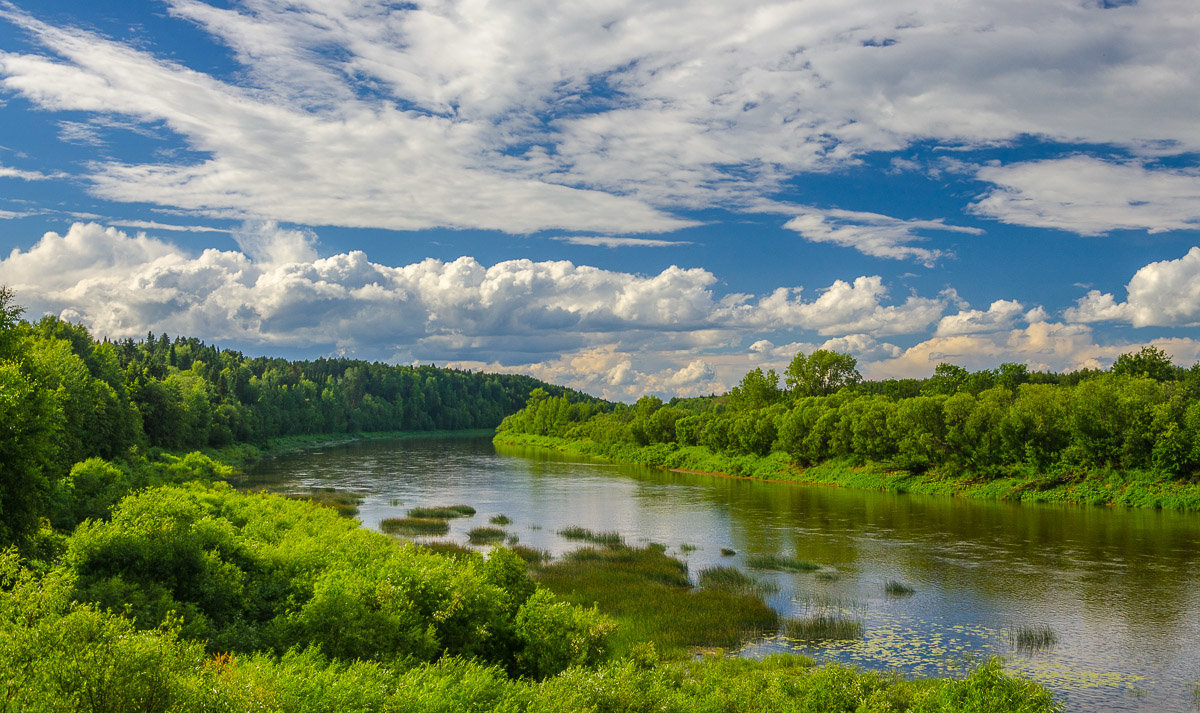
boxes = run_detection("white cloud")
[0,163,59,180]
[1064,246,1200,327]
[552,236,693,248]
[936,299,1028,336]
[973,157,1200,235]
[2,1,1200,233]
[782,207,981,266]
[869,322,1200,378]
[0,221,974,396]
[106,220,230,234]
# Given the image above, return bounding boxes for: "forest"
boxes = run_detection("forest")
[496,347,1200,509]
[0,288,1062,711]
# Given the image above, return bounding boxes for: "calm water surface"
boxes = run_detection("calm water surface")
[242,435,1200,713]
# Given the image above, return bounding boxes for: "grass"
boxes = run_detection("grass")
[505,534,520,546]
[784,612,866,642]
[489,514,512,525]
[679,543,697,553]
[557,526,624,546]
[745,553,821,573]
[533,545,778,657]
[720,547,737,556]
[815,571,841,582]
[285,489,363,518]
[510,545,549,564]
[379,517,449,536]
[407,505,476,519]
[697,566,779,597]
[884,579,915,596]
[1010,623,1058,653]
[467,526,507,544]
[419,540,473,558]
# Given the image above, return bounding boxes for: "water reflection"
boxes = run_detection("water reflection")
[240,435,1200,713]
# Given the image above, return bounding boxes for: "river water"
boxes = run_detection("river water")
[241,434,1200,712]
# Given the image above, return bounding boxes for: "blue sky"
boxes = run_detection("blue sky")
[2,0,1199,399]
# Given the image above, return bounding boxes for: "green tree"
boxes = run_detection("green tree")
[784,350,861,397]
[1112,345,1177,381]
[727,368,781,410]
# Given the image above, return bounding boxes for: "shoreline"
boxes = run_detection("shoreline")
[494,431,1200,512]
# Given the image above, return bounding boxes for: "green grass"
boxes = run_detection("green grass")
[379,516,450,536]
[558,526,624,546]
[1010,623,1058,652]
[697,566,779,597]
[489,514,512,525]
[745,553,821,573]
[884,579,915,596]
[407,505,476,519]
[284,489,363,518]
[467,526,507,544]
[784,612,865,642]
[510,545,549,564]
[720,547,737,556]
[419,540,474,558]
[533,545,778,657]
[679,543,697,553]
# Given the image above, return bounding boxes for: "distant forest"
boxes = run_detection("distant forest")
[498,346,1200,482]
[0,287,584,543]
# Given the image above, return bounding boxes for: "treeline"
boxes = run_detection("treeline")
[498,347,1200,482]
[0,288,585,544]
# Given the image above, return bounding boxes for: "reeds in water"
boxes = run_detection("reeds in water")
[489,514,512,525]
[467,526,507,544]
[379,517,449,536]
[784,595,865,643]
[286,490,363,518]
[558,526,624,546]
[697,566,779,597]
[745,553,821,572]
[884,579,915,596]
[407,505,476,519]
[1009,623,1057,652]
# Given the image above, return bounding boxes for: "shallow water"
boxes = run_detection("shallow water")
[241,434,1200,712]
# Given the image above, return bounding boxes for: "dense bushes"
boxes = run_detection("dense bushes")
[497,348,1200,492]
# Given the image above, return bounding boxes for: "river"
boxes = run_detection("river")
[240,434,1200,713]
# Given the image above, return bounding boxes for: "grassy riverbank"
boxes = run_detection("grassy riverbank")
[494,432,1200,510]
[205,428,497,469]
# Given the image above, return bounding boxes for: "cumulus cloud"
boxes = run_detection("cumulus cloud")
[782,207,981,266]
[972,157,1200,235]
[880,326,1200,378]
[936,299,1028,336]
[1064,246,1200,327]
[0,223,948,374]
[2,1,1200,233]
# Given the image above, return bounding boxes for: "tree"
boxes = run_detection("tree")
[0,286,24,360]
[784,350,861,397]
[1112,346,1177,382]
[727,368,781,410]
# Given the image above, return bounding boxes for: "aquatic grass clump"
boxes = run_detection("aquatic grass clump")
[1010,623,1058,652]
[884,579,915,596]
[489,514,512,525]
[697,566,779,597]
[467,526,507,544]
[720,547,737,556]
[380,517,449,536]
[420,540,473,558]
[511,545,549,564]
[745,553,821,573]
[679,543,697,553]
[557,526,624,546]
[815,571,841,582]
[784,612,865,642]
[407,504,476,519]
[285,490,363,518]
[533,545,778,656]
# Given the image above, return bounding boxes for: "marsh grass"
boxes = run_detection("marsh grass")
[505,534,519,546]
[533,545,778,656]
[557,526,624,546]
[511,545,549,564]
[745,553,821,573]
[489,514,512,525]
[286,489,363,518]
[884,579,915,596]
[420,540,473,558]
[467,526,507,544]
[720,547,736,556]
[815,571,841,582]
[679,543,697,553]
[697,566,778,597]
[785,596,866,643]
[407,505,476,519]
[379,517,449,536]
[1009,623,1057,653]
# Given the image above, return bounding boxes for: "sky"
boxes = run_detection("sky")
[1,0,1199,401]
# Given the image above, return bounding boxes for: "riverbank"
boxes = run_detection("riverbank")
[493,432,1200,511]
[203,428,497,470]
